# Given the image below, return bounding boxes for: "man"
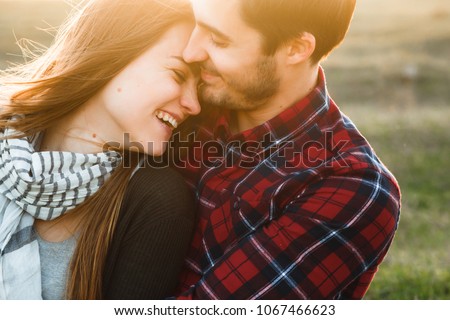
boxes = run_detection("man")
[172,0,401,299]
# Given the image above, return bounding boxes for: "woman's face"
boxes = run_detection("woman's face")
[94,23,200,155]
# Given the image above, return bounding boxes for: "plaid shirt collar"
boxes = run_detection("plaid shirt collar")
[212,67,330,146]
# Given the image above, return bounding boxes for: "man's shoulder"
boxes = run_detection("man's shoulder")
[274,103,400,193]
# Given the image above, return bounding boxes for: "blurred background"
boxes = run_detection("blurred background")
[1,0,449,299]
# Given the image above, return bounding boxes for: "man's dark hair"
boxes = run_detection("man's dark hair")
[240,0,356,63]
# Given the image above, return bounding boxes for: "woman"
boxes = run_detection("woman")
[0,0,200,299]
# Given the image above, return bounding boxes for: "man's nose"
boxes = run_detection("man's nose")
[183,27,209,63]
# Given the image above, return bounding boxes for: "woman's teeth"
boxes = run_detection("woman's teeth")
[156,110,178,129]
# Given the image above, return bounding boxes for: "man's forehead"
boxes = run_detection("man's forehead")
[190,0,248,36]
[191,0,241,21]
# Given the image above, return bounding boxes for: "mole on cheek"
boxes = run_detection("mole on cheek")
[117,87,122,93]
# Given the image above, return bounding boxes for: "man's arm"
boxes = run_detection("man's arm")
[176,169,400,299]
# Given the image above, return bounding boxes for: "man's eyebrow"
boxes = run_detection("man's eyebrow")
[197,21,231,42]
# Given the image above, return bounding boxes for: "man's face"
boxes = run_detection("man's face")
[184,0,280,110]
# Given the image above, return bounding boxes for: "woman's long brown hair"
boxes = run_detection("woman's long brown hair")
[0,0,193,299]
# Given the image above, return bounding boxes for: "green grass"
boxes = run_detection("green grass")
[340,106,450,299]
[367,267,450,299]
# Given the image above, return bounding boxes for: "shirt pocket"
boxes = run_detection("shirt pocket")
[219,188,272,242]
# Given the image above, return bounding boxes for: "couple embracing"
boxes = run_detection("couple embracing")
[0,0,400,300]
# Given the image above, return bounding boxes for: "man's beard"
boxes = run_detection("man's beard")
[199,56,280,111]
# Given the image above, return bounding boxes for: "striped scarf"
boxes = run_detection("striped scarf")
[0,126,121,299]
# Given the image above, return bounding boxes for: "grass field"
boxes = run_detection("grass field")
[1,0,449,299]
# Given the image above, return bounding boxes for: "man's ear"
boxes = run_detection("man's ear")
[285,32,316,65]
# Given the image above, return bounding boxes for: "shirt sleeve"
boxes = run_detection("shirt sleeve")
[175,169,400,299]
[103,166,195,299]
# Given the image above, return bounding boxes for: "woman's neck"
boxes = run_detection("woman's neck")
[39,103,105,154]
[34,212,82,242]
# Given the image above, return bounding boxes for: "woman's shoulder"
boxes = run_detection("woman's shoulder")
[121,165,194,221]
[128,165,189,194]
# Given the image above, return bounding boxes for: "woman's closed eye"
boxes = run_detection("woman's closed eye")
[171,69,187,84]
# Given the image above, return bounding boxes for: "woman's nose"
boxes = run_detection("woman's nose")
[180,88,201,115]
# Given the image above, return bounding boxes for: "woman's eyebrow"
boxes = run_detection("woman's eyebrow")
[170,56,188,65]
[170,56,200,76]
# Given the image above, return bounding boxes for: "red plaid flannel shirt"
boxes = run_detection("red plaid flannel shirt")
[172,68,401,299]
